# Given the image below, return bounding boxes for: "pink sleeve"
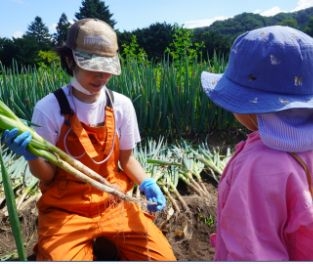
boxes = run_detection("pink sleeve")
[285,171,313,260]
[286,224,313,260]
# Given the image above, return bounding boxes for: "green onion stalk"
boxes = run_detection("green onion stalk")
[0,100,136,202]
[0,149,27,260]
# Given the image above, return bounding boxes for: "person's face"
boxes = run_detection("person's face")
[75,67,112,94]
[233,113,258,131]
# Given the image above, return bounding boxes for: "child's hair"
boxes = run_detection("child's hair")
[55,46,76,76]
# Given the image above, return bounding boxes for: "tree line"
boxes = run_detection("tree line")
[1,0,313,70]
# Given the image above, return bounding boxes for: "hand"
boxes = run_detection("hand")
[2,128,37,160]
[139,178,166,212]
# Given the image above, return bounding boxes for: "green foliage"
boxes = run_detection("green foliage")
[304,17,313,36]
[199,214,215,228]
[110,55,236,139]
[75,0,117,28]
[278,17,298,27]
[0,148,27,260]
[37,51,60,69]
[24,16,53,50]
[0,62,69,120]
[2,6,313,68]
[120,35,148,63]
[0,56,236,139]
[53,13,71,46]
[125,22,175,62]
[165,27,204,62]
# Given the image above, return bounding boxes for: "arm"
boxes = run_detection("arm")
[2,128,56,184]
[119,149,166,212]
[119,149,147,185]
[286,224,313,260]
[28,158,56,183]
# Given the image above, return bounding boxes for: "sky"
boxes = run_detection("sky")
[1,0,313,39]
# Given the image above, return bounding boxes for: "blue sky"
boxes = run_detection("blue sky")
[1,0,313,39]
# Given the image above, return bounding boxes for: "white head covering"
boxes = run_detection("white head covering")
[257,109,313,152]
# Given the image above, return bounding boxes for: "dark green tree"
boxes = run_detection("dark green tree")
[24,16,53,50]
[13,36,43,66]
[75,0,116,28]
[304,17,313,36]
[278,17,298,27]
[131,22,175,62]
[194,28,231,60]
[53,13,71,46]
[0,37,17,68]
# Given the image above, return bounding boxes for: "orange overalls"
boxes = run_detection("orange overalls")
[34,88,176,261]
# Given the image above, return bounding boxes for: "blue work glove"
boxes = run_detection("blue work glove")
[139,178,166,212]
[2,128,37,160]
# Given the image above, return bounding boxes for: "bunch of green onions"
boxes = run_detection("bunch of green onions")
[0,100,134,201]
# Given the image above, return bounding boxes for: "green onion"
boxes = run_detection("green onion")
[0,100,136,202]
[0,148,27,260]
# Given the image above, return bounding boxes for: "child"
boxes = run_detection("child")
[201,25,313,260]
[3,18,176,261]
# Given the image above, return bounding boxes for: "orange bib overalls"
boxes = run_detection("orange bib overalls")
[34,88,176,261]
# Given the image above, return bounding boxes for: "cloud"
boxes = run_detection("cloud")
[260,6,283,17]
[183,16,228,29]
[293,0,313,11]
[12,31,23,38]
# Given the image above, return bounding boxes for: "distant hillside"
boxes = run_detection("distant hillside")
[194,7,313,40]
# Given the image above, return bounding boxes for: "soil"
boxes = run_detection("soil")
[0,180,217,261]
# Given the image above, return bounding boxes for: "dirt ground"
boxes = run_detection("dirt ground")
[0,180,217,261]
[156,183,217,261]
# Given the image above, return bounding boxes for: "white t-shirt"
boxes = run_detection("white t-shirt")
[31,85,141,150]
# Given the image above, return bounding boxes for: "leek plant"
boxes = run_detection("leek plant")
[1,56,236,139]
[0,148,27,260]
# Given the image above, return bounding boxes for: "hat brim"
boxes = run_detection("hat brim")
[73,50,121,75]
[201,71,313,114]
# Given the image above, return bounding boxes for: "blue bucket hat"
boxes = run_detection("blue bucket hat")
[201,25,313,114]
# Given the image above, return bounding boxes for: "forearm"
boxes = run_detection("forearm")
[28,157,56,182]
[119,149,148,185]
[121,156,147,185]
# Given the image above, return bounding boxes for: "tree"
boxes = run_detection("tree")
[53,13,71,46]
[0,37,17,68]
[75,0,116,28]
[305,17,313,37]
[165,26,204,62]
[131,22,175,62]
[24,16,53,50]
[13,36,43,66]
[278,17,298,28]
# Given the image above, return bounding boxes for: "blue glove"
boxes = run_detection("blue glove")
[139,178,166,212]
[2,128,37,160]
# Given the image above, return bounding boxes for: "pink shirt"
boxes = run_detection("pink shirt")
[214,131,313,260]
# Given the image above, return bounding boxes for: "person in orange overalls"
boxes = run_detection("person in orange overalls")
[3,18,176,261]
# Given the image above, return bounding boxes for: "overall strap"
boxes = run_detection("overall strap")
[105,88,114,108]
[53,88,74,115]
[289,152,313,198]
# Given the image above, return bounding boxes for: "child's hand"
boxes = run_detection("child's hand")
[2,128,37,160]
[139,178,166,212]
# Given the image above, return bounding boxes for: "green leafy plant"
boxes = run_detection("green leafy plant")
[0,147,27,260]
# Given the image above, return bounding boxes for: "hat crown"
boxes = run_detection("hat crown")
[226,25,313,96]
[66,18,118,57]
